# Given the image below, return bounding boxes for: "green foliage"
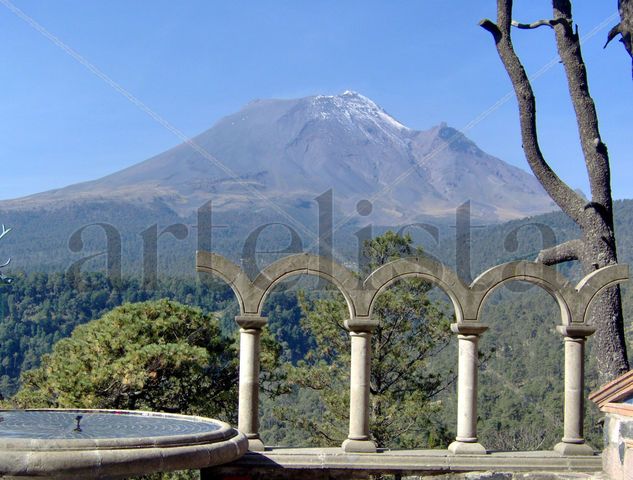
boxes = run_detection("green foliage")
[10,300,238,421]
[264,290,315,363]
[275,231,453,448]
[0,273,234,398]
[475,287,566,450]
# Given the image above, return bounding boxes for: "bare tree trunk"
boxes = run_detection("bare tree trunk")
[581,216,629,381]
[606,0,633,79]
[481,0,629,384]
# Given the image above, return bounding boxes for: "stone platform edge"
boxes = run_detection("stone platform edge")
[202,447,602,477]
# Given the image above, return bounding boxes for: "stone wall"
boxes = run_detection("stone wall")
[203,470,599,479]
[602,413,633,479]
[408,474,598,480]
[201,448,602,480]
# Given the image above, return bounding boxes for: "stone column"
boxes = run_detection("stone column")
[448,323,487,455]
[342,317,377,453]
[554,325,595,456]
[235,315,267,452]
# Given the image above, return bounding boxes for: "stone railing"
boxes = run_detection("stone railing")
[196,251,628,456]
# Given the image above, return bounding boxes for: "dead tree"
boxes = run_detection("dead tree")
[606,0,633,79]
[481,0,629,384]
[0,225,11,284]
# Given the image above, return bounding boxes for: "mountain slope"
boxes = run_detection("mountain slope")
[0,91,555,223]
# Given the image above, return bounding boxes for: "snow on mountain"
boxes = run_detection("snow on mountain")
[310,91,409,136]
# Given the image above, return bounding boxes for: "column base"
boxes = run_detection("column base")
[448,440,487,455]
[247,437,266,452]
[341,438,377,453]
[553,441,594,456]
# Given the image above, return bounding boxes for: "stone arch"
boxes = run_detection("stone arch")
[359,257,469,322]
[254,253,360,318]
[470,261,575,325]
[197,251,361,319]
[573,264,629,325]
[196,251,255,315]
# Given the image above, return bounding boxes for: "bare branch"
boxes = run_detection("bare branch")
[0,225,11,284]
[480,1,585,223]
[480,19,502,42]
[0,225,11,240]
[607,0,633,78]
[535,238,584,265]
[511,19,563,30]
[605,23,623,48]
[621,0,633,78]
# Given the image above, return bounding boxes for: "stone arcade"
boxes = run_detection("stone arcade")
[196,250,628,479]
[0,250,626,479]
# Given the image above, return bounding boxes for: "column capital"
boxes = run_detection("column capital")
[451,322,488,335]
[556,325,595,339]
[345,316,378,333]
[235,315,267,329]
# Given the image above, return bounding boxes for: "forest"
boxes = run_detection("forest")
[0,201,632,453]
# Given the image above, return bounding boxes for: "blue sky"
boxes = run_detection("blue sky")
[1,1,631,201]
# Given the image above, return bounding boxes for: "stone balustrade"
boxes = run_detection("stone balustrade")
[196,251,628,455]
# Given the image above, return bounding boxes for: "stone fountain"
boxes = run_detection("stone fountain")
[0,409,247,479]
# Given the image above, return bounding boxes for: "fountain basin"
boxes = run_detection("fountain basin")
[0,409,247,479]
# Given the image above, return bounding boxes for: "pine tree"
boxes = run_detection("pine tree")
[279,232,453,448]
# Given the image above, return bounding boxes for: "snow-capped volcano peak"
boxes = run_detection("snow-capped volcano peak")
[309,90,409,143]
